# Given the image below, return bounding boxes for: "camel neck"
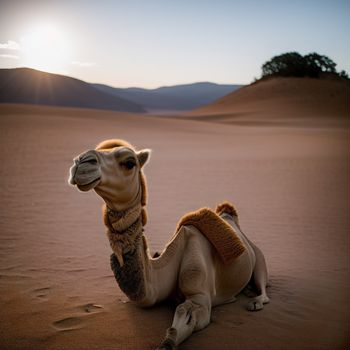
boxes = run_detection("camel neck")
[110,243,147,303]
[104,202,151,304]
[105,203,144,260]
[106,203,142,233]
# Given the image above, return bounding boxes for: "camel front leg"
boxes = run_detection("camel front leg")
[156,296,211,350]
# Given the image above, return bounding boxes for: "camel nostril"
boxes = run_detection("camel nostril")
[79,157,98,165]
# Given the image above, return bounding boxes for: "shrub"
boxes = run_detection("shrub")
[261,52,347,79]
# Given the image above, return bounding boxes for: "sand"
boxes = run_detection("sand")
[0,103,349,349]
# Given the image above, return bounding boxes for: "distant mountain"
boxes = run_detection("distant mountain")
[93,82,243,113]
[0,68,145,113]
[0,67,243,114]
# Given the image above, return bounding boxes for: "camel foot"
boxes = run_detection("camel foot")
[246,295,269,311]
[247,300,264,311]
[155,340,176,350]
[156,327,177,350]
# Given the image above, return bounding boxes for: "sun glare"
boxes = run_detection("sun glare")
[21,23,70,74]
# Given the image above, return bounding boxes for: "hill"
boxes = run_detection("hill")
[93,82,242,113]
[0,68,145,113]
[188,77,350,123]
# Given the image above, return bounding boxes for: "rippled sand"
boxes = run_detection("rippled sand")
[0,104,349,349]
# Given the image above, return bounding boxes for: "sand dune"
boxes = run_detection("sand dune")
[187,77,350,126]
[0,103,349,349]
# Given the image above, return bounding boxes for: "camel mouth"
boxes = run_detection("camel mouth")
[76,177,101,192]
[69,152,101,189]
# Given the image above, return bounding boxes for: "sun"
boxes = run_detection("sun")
[21,23,70,74]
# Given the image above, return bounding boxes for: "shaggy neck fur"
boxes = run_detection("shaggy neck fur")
[104,201,148,303]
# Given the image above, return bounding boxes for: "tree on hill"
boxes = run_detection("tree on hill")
[261,52,348,79]
[304,53,336,76]
[262,52,306,77]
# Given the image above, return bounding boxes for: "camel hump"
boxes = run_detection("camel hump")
[215,201,238,218]
[177,206,245,265]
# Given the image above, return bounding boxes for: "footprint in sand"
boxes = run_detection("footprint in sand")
[31,287,51,300]
[78,303,104,314]
[52,317,84,331]
[53,303,104,332]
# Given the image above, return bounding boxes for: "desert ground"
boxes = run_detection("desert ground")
[0,103,349,349]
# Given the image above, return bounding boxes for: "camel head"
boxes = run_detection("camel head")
[69,139,150,211]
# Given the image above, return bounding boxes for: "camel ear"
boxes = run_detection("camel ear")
[137,149,151,168]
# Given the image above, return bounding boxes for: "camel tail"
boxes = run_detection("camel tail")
[215,201,238,218]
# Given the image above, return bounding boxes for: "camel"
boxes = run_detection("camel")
[68,139,269,349]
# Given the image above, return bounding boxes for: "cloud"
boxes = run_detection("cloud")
[0,40,21,50]
[0,54,19,59]
[71,61,96,67]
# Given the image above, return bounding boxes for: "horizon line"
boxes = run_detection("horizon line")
[0,66,248,90]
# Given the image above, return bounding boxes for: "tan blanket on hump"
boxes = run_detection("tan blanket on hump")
[176,202,246,265]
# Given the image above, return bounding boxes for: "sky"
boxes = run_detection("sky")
[0,0,349,88]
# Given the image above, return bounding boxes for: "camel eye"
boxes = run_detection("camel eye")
[121,159,136,170]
